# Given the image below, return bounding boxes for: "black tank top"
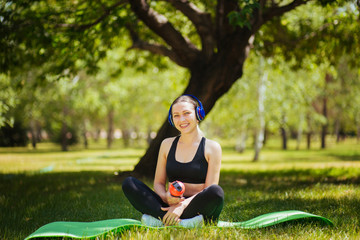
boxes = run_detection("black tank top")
[166,136,208,184]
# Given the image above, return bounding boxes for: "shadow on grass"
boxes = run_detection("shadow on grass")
[327,153,360,161]
[1,170,359,239]
[0,172,142,240]
[220,169,360,231]
[220,169,360,186]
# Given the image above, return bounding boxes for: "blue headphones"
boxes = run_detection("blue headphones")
[168,94,206,127]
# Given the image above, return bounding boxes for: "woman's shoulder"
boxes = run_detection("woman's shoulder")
[158,137,177,159]
[204,138,222,163]
[204,138,222,152]
[162,136,178,143]
[160,136,178,148]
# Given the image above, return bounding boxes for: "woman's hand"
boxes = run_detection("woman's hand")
[165,191,184,206]
[161,203,185,226]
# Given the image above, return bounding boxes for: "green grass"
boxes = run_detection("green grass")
[0,138,360,239]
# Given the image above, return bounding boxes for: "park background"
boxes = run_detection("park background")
[1,0,360,239]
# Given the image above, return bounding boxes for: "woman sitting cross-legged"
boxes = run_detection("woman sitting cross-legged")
[122,95,224,227]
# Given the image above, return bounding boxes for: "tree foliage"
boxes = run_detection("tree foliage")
[257,1,360,67]
[1,0,130,74]
[1,0,359,176]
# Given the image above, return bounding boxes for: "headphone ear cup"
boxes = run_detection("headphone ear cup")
[196,106,205,121]
[184,94,205,121]
[168,107,174,127]
[195,107,201,121]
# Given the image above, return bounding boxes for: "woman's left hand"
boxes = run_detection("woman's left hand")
[166,191,184,206]
[161,203,185,226]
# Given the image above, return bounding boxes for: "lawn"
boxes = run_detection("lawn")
[0,138,359,239]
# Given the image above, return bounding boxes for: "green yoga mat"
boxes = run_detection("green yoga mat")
[25,210,333,240]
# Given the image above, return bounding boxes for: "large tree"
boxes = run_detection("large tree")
[1,0,356,177]
[128,0,355,177]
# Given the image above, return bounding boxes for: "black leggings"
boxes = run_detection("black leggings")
[122,176,224,223]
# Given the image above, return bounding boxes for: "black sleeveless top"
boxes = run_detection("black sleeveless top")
[166,136,208,184]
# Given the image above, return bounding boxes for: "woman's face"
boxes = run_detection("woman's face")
[171,101,198,133]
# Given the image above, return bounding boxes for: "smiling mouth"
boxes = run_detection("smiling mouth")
[179,123,189,128]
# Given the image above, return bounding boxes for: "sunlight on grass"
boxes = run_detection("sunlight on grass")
[221,137,360,172]
[1,137,359,174]
[0,138,359,239]
[0,146,143,173]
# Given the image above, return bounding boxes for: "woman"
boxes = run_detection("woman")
[122,95,224,227]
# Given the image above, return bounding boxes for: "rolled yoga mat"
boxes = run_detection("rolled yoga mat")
[25,210,333,240]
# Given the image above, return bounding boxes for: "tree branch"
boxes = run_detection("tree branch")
[215,0,239,50]
[248,0,266,33]
[165,0,215,59]
[129,0,200,67]
[56,1,127,31]
[263,0,309,23]
[130,41,187,67]
[126,24,187,67]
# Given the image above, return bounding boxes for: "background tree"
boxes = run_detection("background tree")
[0,74,17,128]
[1,0,358,177]
[333,56,360,141]
[259,1,360,149]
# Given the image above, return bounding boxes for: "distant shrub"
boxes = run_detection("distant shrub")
[0,121,28,147]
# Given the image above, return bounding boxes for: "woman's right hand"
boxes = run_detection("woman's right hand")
[165,191,184,206]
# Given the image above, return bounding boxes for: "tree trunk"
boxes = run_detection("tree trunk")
[280,115,287,150]
[29,119,37,149]
[306,132,311,150]
[107,108,114,149]
[83,132,88,149]
[61,124,68,151]
[253,62,267,162]
[61,123,68,151]
[60,106,69,151]
[253,129,264,161]
[83,120,88,149]
[281,126,287,150]
[321,119,327,149]
[296,114,304,150]
[35,121,42,142]
[147,127,154,146]
[321,73,331,149]
[133,42,251,177]
[306,113,312,150]
[335,117,340,143]
[321,114,327,148]
[263,126,268,147]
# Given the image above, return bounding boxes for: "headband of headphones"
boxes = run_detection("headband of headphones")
[168,94,205,127]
